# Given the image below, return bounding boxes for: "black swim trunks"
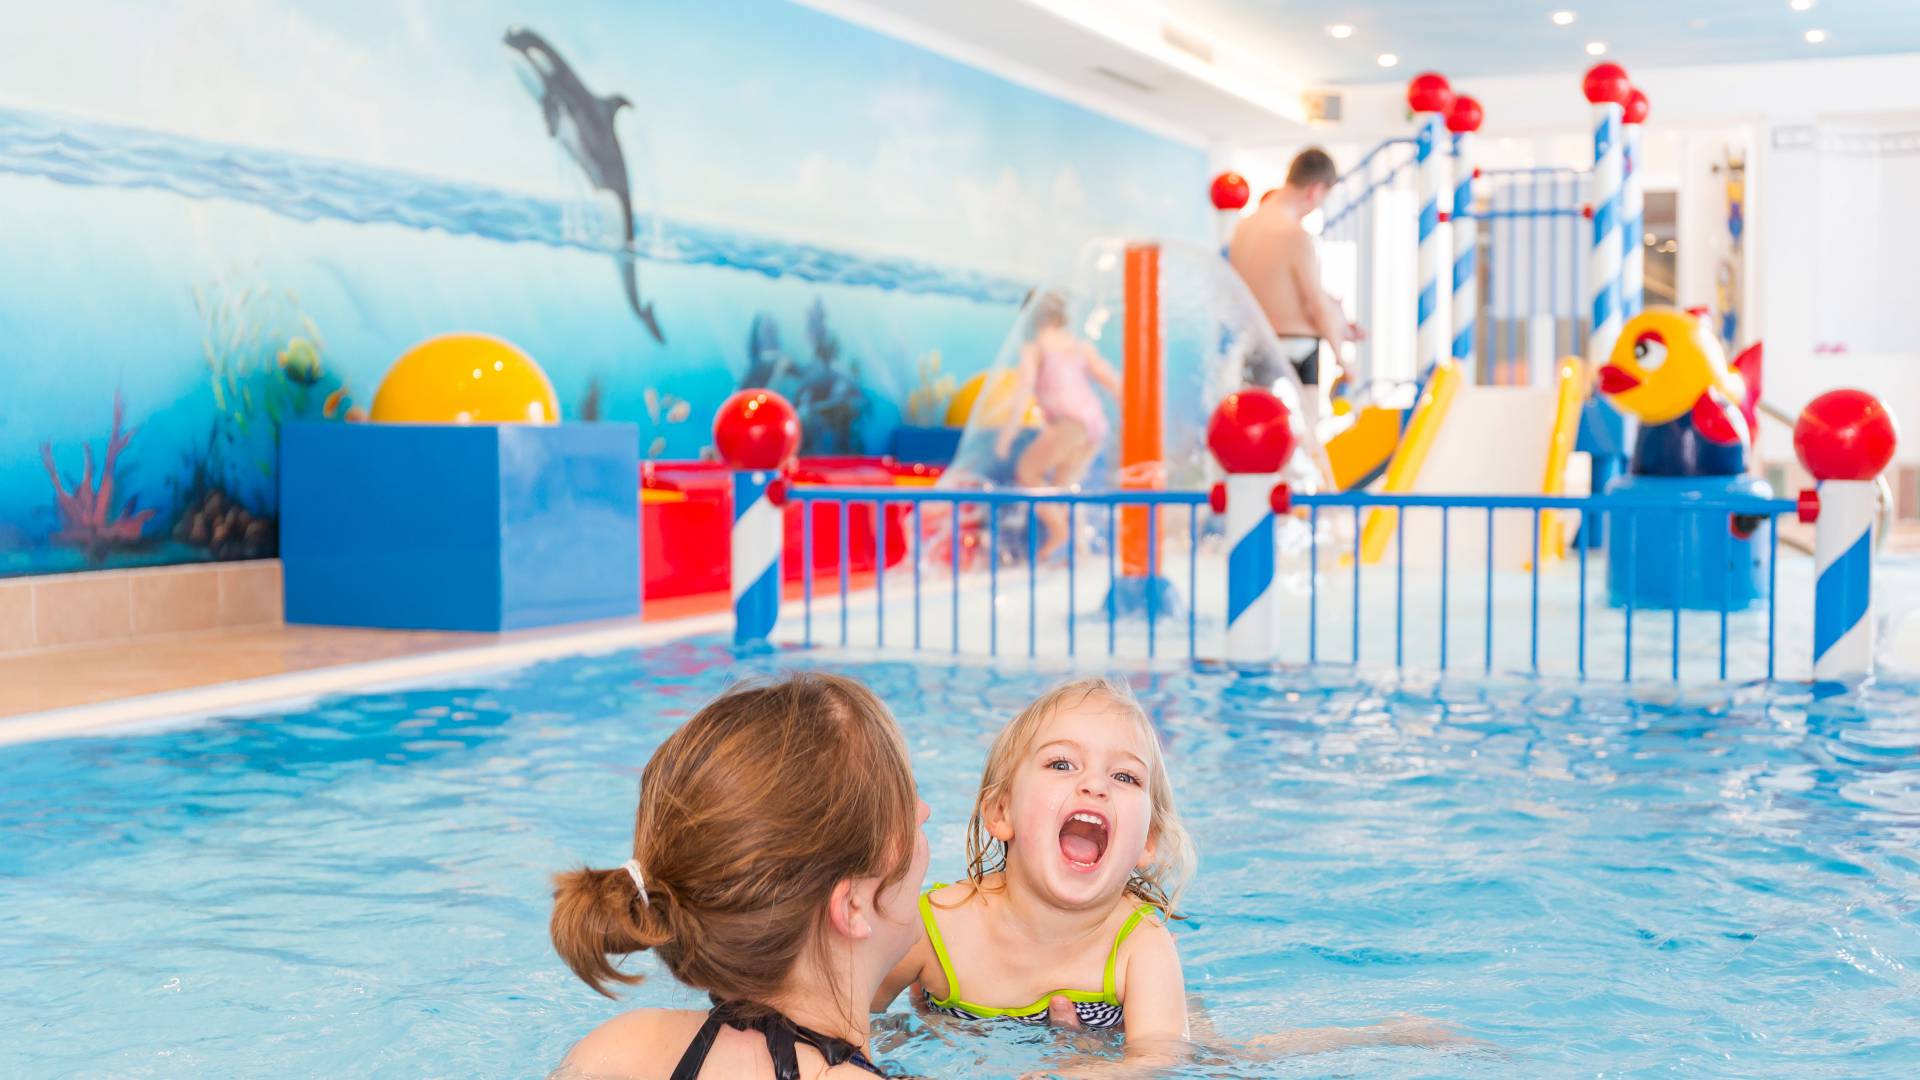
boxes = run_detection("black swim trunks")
[1245,337,1323,387]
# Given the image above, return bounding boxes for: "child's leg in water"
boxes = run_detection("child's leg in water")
[1017,421,1090,560]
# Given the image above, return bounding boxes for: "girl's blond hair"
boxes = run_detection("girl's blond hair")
[962,676,1195,917]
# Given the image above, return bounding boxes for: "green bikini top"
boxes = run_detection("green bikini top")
[918,883,1156,1023]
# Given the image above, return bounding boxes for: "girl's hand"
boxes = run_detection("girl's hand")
[1045,995,1084,1030]
[1369,1014,1476,1047]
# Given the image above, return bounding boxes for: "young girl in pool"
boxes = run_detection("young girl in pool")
[872,677,1195,1055]
[871,677,1466,1072]
[995,293,1122,561]
[550,672,930,1080]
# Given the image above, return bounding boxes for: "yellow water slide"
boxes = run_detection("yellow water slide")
[1534,358,1589,567]
[1358,361,1462,563]
[1324,403,1405,492]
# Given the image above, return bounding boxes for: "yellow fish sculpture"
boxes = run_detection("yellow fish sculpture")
[1596,306,1761,478]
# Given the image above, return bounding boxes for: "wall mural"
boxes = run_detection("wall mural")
[0,0,1207,577]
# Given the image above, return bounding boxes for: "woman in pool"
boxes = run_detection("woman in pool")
[872,677,1195,1062]
[549,672,929,1080]
[994,293,1121,561]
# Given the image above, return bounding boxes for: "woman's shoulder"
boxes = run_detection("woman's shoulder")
[554,1007,708,1080]
[554,1006,883,1080]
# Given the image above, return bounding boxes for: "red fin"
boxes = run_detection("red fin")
[1732,342,1762,434]
[1692,394,1742,446]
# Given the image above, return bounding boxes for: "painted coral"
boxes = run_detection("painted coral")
[40,390,155,563]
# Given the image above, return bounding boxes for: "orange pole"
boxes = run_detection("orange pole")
[1120,244,1162,578]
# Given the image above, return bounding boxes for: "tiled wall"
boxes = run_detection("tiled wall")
[0,562,282,655]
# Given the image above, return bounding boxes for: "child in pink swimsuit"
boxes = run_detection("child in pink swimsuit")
[995,293,1120,560]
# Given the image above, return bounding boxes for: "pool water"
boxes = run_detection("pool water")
[3,640,1918,1078]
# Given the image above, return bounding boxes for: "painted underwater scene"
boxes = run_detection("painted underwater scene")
[0,0,1207,578]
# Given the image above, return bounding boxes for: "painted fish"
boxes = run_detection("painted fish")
[279,337,324,386]
[323,387,349,419]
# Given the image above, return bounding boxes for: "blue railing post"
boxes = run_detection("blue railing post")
[730,470,782,648]
[1812,480,1878,680]
[1223,475,1280,664]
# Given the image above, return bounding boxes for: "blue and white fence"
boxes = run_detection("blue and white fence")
[730,484,1840,683]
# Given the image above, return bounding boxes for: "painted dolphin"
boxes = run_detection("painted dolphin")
[504,26,664,344]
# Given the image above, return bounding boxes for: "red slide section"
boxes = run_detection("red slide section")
[641,457,939,601]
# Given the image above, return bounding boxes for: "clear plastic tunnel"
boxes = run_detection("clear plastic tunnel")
[927,236,1329,575]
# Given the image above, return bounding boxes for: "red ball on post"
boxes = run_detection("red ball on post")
[1446,94,1484,134]
[713,390,801,471]
[1207,390,1297,475]
[1793,389,1899,482]
[1209,171,1251,211]
[1406,72,1453,115]
[1582,62,1632,105]
[1623,87,1650,125]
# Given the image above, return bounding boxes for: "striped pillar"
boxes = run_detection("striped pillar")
[731,470,781,646]
[1587,101,1624,368]
[1415,113,1454,375]
[1620,120,1645,319]
[1224,474,1279,664]
[1812,480,1877,680]
[1450,129,1476,371]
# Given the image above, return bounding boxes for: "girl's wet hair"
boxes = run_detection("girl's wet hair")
[550,672,919,1002]
[961,676,1195,917]
[1029,291,1069,333]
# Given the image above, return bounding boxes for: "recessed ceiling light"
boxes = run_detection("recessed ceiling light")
[1377,52,1399,67]
[1327,24,1354,39]
[1806,28,1828,43]
[1585,41,1607,56]
[1790,0,1815,11]
[1552,11,1577,26]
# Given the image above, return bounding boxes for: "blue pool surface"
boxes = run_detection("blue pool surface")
[2,640,1918,1077]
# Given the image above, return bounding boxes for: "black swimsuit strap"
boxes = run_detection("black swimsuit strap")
[667,998,885,1080]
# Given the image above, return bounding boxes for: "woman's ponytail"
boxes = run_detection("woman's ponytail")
[549,863,665,998]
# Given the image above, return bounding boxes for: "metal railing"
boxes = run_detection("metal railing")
[760,484,1801,682]
[1475,167,1587,383]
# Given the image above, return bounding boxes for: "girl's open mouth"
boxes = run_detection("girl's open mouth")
[1057,810,1110,870]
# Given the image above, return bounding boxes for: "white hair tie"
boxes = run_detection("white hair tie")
[621,858,650,907]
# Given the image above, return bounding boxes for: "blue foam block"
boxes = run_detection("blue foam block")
[888,424,963,465]
[281,422,640,631]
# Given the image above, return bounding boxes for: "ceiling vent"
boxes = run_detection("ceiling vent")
[1305,91,1343,124]
[1160,23,1215,65]
[1092,66,1156,93]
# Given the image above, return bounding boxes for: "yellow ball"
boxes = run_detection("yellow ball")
[370,333,559,424]
[945,370,1040,429]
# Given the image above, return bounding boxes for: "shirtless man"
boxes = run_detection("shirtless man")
[1229,148,1364,422]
